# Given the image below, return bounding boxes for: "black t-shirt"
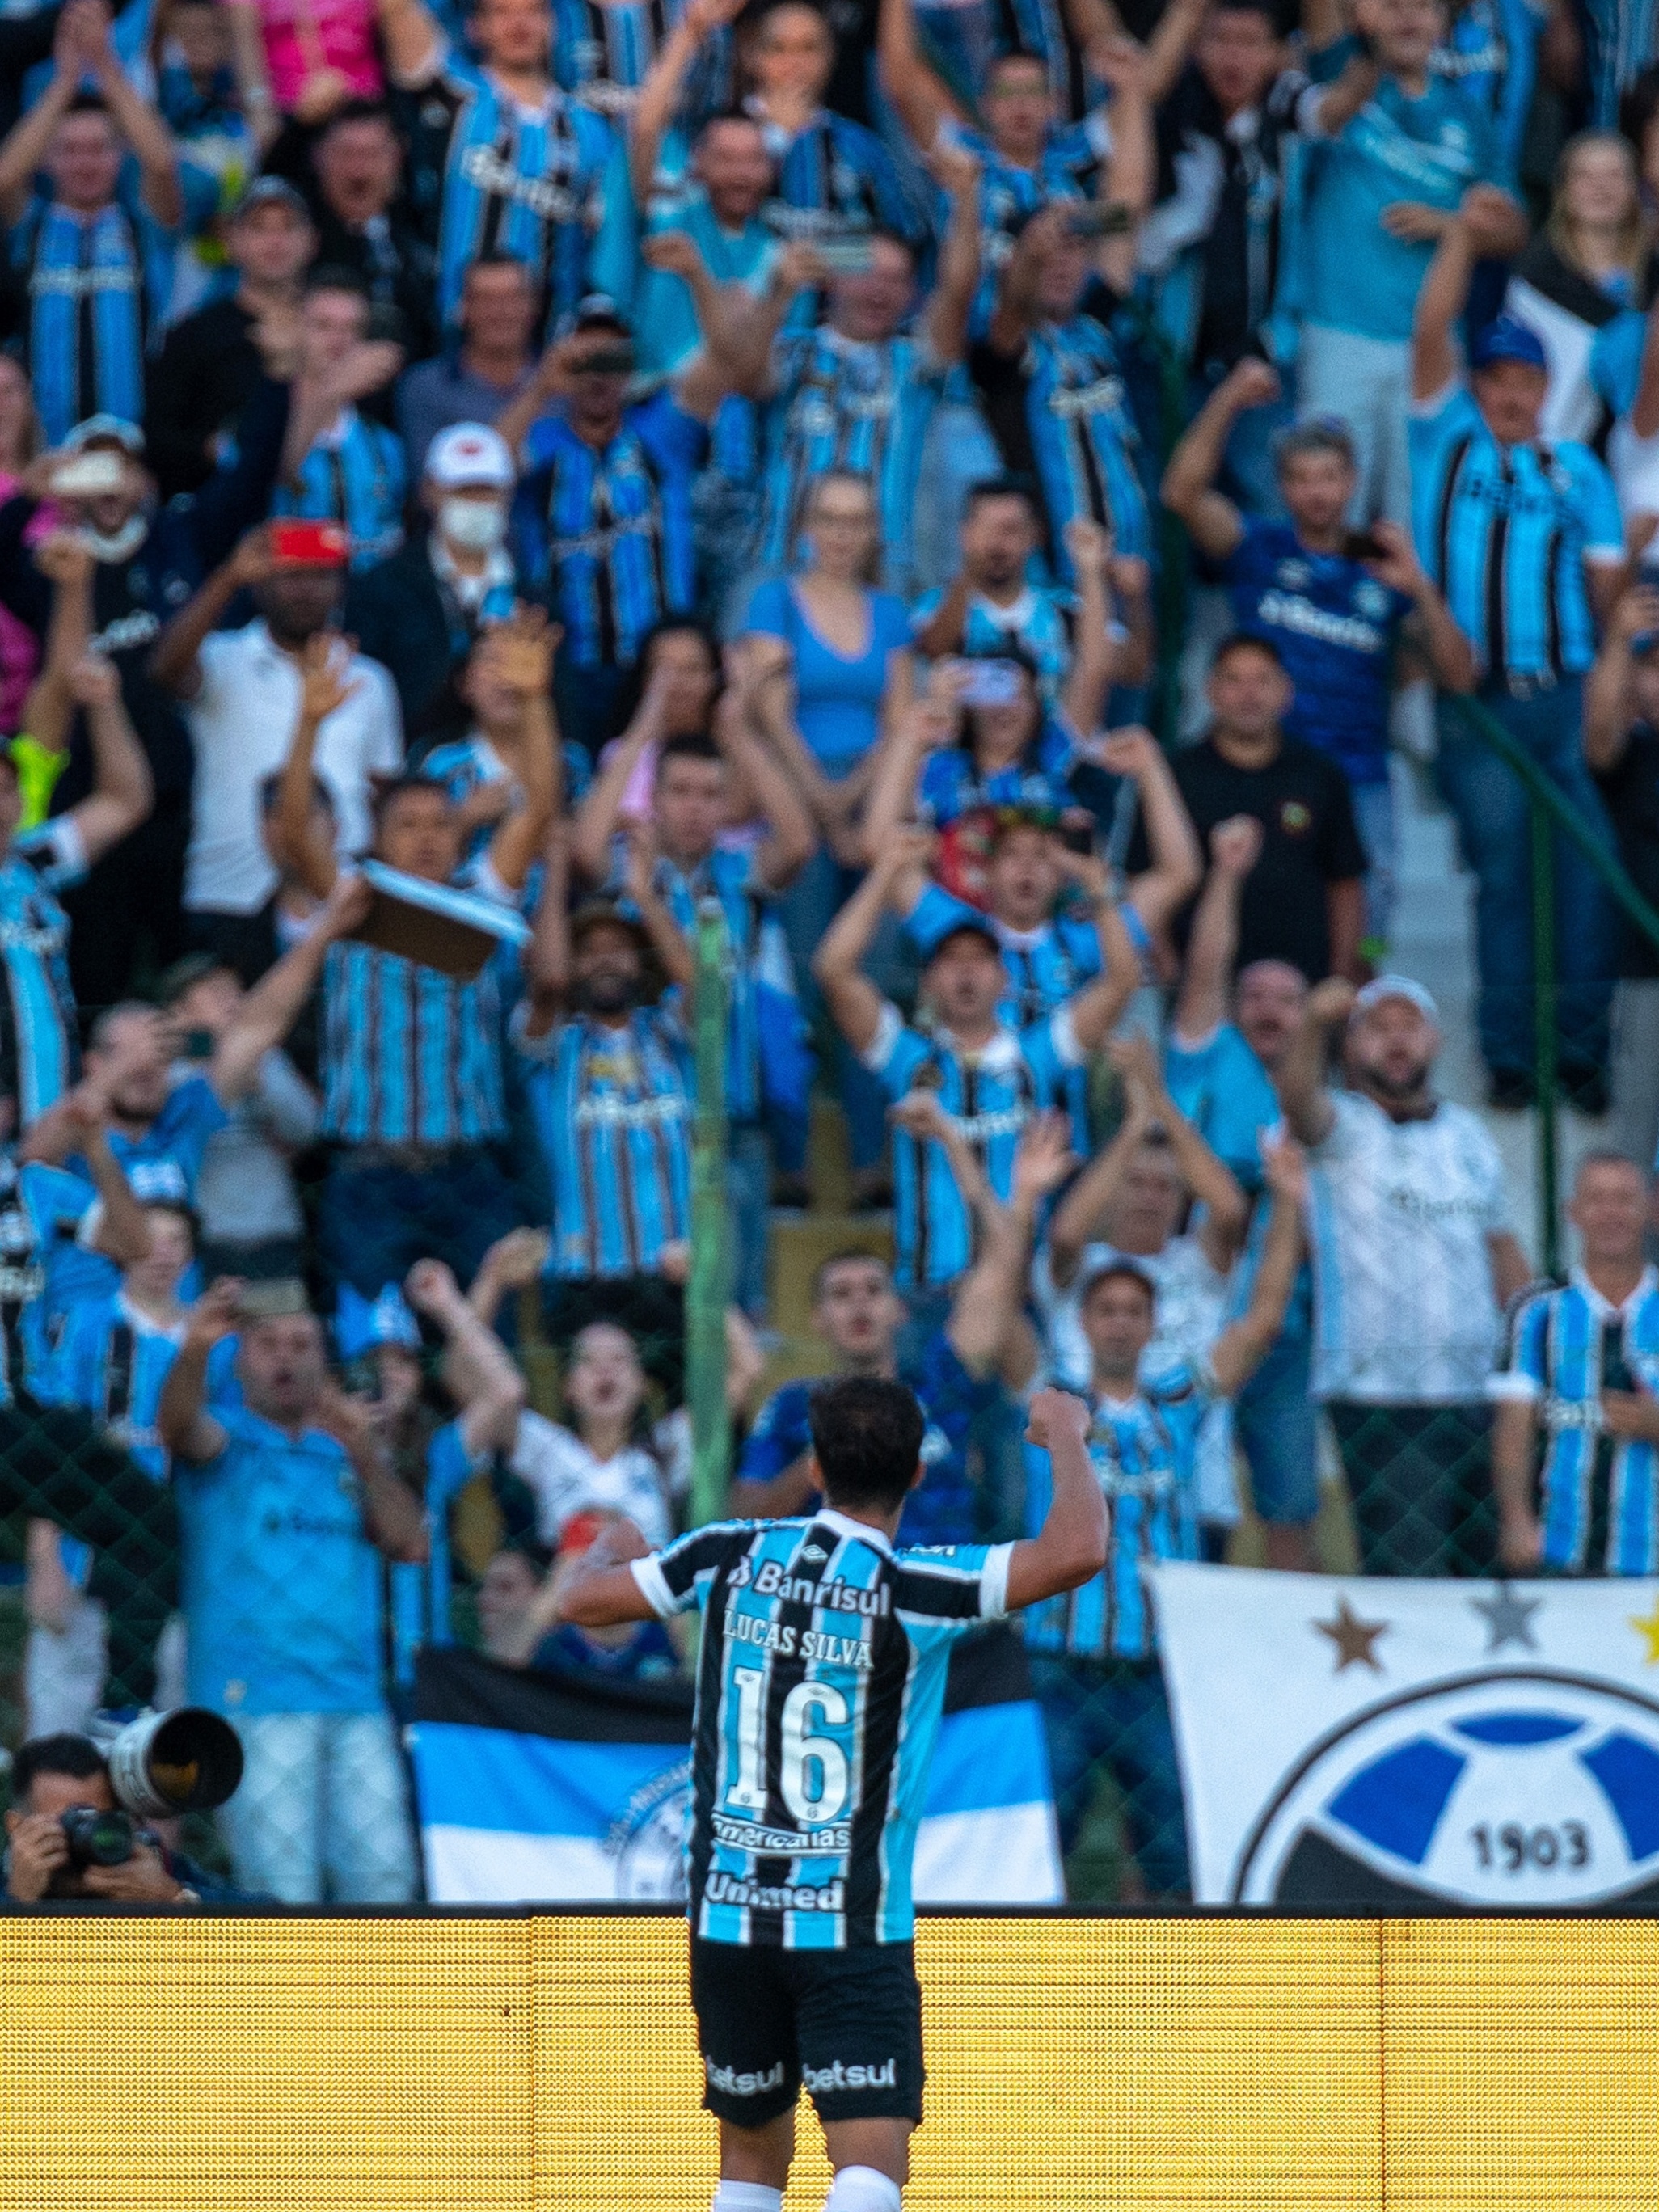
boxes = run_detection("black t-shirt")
[1594,719,1659,980]
[146,297,261,501]
[1164,732,1368,981]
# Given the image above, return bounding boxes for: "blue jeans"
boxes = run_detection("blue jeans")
[1233,1294,1320,1526]
[319,1147,524,1301]
[1434,678,1618,1079]
[727,1123,772,1321]
[1030,1653,1190,1897]
[1350,775,1396,948]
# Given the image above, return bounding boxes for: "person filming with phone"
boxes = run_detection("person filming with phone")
[1162,362,1475,949]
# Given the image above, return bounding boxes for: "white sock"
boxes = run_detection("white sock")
[712,2185,783,2212]
[824,2167,902,2212]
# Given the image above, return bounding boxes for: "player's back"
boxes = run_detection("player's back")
[636,1507,1011,1949]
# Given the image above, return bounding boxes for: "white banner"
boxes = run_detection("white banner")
[1150,1562,1659,1908]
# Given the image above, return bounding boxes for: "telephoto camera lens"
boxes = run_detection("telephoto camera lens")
[59,1806,136,1870]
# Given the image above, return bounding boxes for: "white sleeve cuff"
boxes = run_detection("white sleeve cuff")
[980,1541,1015,1621]
[630,1553,676,1620]
[74,1198,105,1252]
[859,998,904,1076]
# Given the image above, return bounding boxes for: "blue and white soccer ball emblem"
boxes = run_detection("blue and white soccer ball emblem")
[1233,1677,1659,1906]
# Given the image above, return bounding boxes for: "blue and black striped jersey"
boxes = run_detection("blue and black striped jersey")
[634,1509,1012,1946]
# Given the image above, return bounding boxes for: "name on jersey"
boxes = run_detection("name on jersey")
[1256,589,1384,653]
[705,1872,846,1912]
[713,1814,854,1852]
[458,143,589,224]
[727,1606,873,1667]
[730,1558,892,1615]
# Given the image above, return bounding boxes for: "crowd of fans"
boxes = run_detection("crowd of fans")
[1,0,1659,1909]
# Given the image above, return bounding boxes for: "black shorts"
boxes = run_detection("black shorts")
[690,1936,925,2129]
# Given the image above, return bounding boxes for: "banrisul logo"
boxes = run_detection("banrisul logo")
[1232,1672,1659,1907]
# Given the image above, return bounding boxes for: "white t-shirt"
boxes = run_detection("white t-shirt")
[184,622,403,914]
[1307,1091,1508,1405]
[509,1408,691,1552]
[1036,1233,1240,1525]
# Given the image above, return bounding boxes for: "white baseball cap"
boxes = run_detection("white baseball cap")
[1353,973,1440,1025]
[424,422,515,492]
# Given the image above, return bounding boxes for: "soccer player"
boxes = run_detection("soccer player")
[734,1111,1073,1543]
[1493,1152,1659,1576]
[555,1374,1108,2212]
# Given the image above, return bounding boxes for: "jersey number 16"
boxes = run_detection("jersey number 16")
[728,1670,851,1826]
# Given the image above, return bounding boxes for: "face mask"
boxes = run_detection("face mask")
[440,498,508,553]
[78,515,148,565]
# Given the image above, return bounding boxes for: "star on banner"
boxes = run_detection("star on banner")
[1629,1596,1659,1665]
[1313,1595,1389,1674]
[1471,1581,1542,1653]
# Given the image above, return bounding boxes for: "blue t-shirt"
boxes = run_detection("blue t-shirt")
[1302,49,1509,342]
[178,1405,388,1716]
[743,579,912,773]
[46,1075,229,1316]
[1163,1022,1280,1193]
[918,717,1079,826]
[737,1329,998,1547]
[1218,520,1412,787]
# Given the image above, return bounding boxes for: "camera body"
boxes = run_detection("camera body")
[60,1805,139,1870]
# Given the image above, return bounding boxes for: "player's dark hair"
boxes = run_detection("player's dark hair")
[964,474,1041,521]
[811,1247,893,1303]
[1210,631,1286,675]
[12,1732,106,1804]
[807,1374,925,1513]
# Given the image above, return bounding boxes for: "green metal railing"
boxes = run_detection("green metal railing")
[1444,691,1659,1276]
[686,897,732,1530]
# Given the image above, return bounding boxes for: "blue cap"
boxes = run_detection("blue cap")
[1471,315,1547,373]
[335,1281,421,1361]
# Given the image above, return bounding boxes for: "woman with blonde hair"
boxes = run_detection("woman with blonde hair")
[1506,130,1652,439]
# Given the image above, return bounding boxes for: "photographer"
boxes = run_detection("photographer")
[3,1733,213,1904]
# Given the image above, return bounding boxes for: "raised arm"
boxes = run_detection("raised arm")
[1003,1387,1110,1610]
[1142,0,1207,102]
[812,828,931,1055]
[715,644,817,890]
[86,4,181,226]
[859,691,955,863]
[1304,42,1382,137]
[19,534,95,757]
[0,8,78,226]
[1087,724,1203,937]
[1585,584,1659,771]
[921,139,983,369]
[271,635,361,899]
[1058,889,1142,1054]
[315,1382,428,1563]
[482,611,562,893]
[521,823,572,1034]
[1208,1131,1306,1395]
[156,1277,239,1463]
[209,873,371,1102]
[1090,37,1153,293]
[405,1259,526,1459]
[69,1089,153,1264]
[372,0,441,84]
[1172,813,1260,1043]
[1047,1083,1155,1289]
[1412,208,1479,403]
[56,652,152,870]
[946,1110,1076,1375]
[148,526,274,702]
[1110,1031,1249,1264]
[1159,359,1279,562]
[627,0,742,200]
[621,819,694,991]
[1059,517,1117,737]
[876,0,964,151]
[1273,975,1353,1146]
[571,672,669,883]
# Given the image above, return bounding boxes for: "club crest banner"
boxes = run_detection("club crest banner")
[1150,1562,1659,1907]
